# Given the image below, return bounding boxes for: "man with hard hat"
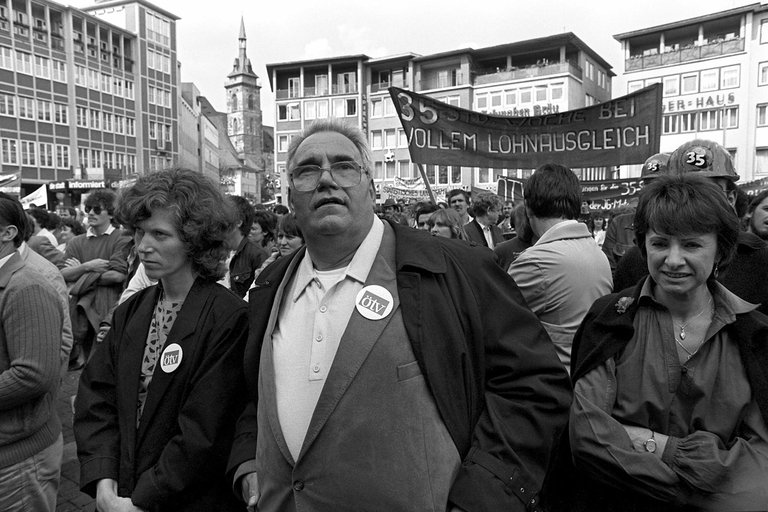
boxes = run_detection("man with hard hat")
[615,140,768,315]
[602,153,670,276]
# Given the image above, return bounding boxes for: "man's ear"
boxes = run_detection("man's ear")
[0,224,18,243]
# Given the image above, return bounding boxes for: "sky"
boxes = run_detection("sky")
[72,0,753,126]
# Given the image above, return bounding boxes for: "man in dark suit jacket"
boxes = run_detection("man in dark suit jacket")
[464,191,504,249]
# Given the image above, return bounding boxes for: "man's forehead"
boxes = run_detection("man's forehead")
[293,131,360,163]
[450,196,465,202]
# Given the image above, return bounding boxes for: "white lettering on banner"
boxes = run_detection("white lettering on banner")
[662,92,736,113]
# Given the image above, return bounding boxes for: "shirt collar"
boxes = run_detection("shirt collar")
[291,217,385,302]
[639,277,757,321]
[0,250,16,271]
[87,224,116,238]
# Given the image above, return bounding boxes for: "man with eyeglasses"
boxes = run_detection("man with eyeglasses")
[61,189,130,369]
[228,119,571,512]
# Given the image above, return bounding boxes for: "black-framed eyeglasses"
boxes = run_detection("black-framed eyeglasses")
[86,205,103,215]
[290,161,365,192]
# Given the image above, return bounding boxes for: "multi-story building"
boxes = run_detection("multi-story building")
[614,3,768,182]
[267,33,613,202]
[0,0,178,205]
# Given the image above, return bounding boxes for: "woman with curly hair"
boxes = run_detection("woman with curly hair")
[74,168,249,512]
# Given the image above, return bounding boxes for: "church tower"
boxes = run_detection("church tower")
[226,18,263,162]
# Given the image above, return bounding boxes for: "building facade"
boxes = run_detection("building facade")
[614,3,768,182]
[0,0,178,204]
[267,33,613,203]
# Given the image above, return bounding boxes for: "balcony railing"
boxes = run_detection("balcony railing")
[276,84,357,99]
[474,61,582,85]
[419,72,467,91]
[370,80,407,93]
[626,37,745,71]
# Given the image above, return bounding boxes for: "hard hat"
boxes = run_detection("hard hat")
[640,152,670,181]
[668,139,739,182]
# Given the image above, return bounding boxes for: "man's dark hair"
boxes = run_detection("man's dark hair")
[26,207,50,231]
[472,192,503,218]
[446,189,470,204]
[414,201,438,220]
[229,195,255,237]
[0,192,30,247]
[273,204,289,216]
[524,163,581,220]
[84,189,117,216]
[60,216,86,236]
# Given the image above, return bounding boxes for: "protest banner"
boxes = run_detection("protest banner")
[741,177,768,197]
[0,173,20,195]
[20,184,48,209]
[498,175,644,210]
[388,84,662,169]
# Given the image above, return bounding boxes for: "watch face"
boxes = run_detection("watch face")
[644,438,657,453]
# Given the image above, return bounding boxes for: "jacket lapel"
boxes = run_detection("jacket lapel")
[297,224,400,461]
[135,279,210,443]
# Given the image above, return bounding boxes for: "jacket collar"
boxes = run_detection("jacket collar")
[535,219,591,246]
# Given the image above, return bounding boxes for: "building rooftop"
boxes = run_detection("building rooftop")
[82,0,180,21]
[613,2,761,40]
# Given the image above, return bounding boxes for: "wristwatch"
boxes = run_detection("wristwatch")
[643,430,657,453]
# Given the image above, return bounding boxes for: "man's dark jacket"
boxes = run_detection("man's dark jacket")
[464,219,504,248]
[228,221,572,512]
[229,236,268,298]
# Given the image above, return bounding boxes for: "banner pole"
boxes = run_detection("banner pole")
[416,163,437,204]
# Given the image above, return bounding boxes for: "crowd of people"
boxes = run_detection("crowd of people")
[1,118,768,512]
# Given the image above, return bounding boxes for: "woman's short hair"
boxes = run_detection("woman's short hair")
[116,168,236,281]
[60,216,86,236]
[427,208,468,240]
[634,174,740,273]
[277,213,303,241]
[228,195,254,237]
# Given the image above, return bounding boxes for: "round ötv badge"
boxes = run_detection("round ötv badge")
[160,343,183,373]
[355,285,394,320]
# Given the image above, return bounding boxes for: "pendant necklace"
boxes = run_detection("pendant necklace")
[676,296,712,340]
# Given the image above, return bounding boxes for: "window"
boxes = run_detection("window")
[104,151,114,169]
[101,73,111,94]
[520,88,532,104]
[87,69,99,90]
[663,75,679,97]
[91,149,101,168]
[332,98,356,117]
[700,69,718,92]
[277,134,289,152]
[75,65,86,86]
[759,105,768,127]
[699,109,721,131]
[384,129,396,149]
[337,72,356,93]
[663,114,679,134]
[125,80,134,100]
[0,47,12,70]
[56,145,70,168]
[371,98,383,117]
[477,167,490,184]
[681,73,698,94]
[36,100,51,122]
[34,55,49,78]
[39,143,54,167]
[585,94,597,106]
[305,101,316,120]
[627,80,643,93]
[0,94,14,116]
[551,84,563,101]
[146,11,170,46]
[288,77,300,98]
[398,160,411,178]
[148,122,156,139]
[76,107,88,127]
[441,96,460,107]
[476,93,488,110]
[535,86,547,102]
[126,118,135,136]
[491,92,502,108]
[373,161,384,180]
[586,60,595,81]
[54,103,67,124]
[278,103,300,121]
[724,106,738,129]
[1,138,17,164]
[113,78,123,97]
[720,65,739,89]
[385,161,396,180]
[761,63,768,86]
[371,131,383,149]
[598,70,608,89]
[316,99,329,118]
[15,51,31,74]
[680,112,697,132]
[20,140,36,166]
[18,97,34,119]
[103,112,113,132]
[398,128,407,147]
[757,148,768,175]
[90,110,101,130]
[51,60,66,82]
[315,74,328,95]
[114,115,124,134]
[505,89,517,105]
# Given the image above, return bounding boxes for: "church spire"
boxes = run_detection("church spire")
[230,17,256,77]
